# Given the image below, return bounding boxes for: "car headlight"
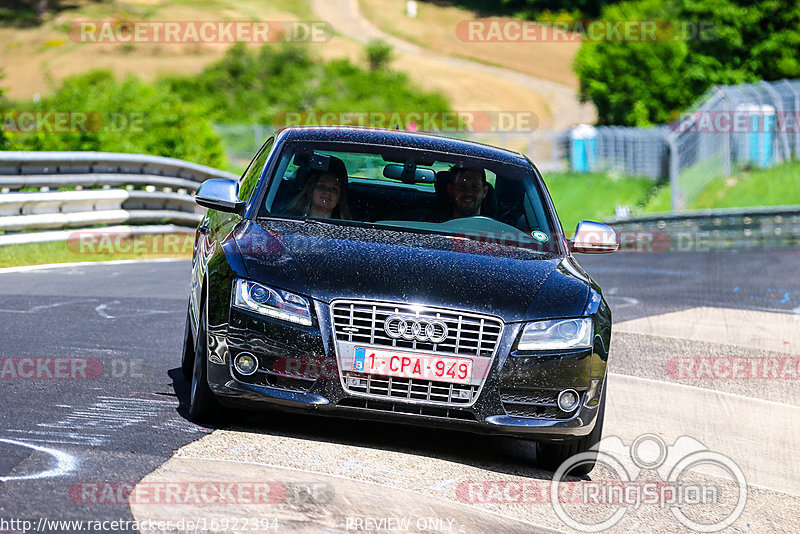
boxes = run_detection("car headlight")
[232,279,313,326]
[518,318,593,351]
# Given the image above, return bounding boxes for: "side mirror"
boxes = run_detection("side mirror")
[569,220,619,254]
[195,179,245,215]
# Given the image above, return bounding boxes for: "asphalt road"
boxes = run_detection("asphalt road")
[0,251,797,533]
[0,260,208,530]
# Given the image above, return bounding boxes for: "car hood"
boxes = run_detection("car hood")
[233,220,589,322]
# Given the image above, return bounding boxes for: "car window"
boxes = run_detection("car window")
[260,141,554,248]
[238,137,273,202]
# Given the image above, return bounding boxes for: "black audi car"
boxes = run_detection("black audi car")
[182,126,618,473]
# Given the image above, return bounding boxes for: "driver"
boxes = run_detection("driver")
[447,166,489,219]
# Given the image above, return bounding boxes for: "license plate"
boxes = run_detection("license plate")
[353,347,472,385]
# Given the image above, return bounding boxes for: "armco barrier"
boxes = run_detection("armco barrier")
[607,205,800,252]
[0,151,237,244]
[0,151,237,183]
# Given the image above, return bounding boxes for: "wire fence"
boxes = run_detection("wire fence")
[668,79,800,209]
[214,78,800,213]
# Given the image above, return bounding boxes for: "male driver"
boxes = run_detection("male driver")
[447,166,488,219]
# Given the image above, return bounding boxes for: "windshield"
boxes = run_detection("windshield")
[258,141,557,251]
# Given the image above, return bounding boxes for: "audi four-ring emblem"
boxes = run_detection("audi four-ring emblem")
[384,315,449,343]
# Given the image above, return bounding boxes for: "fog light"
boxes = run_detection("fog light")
[557,389,580,412]
[234,353,258,376]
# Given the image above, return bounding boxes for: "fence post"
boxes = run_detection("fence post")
[667,134,681,212]
[721,91,732,176]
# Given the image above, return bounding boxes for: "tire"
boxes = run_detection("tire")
[189,301,221,423]
[181,306,194,379]
[536,384,606,476]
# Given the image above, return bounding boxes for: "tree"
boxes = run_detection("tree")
[440,0,618,18]
[680,0,800,95]
[574,0,800,125]
[574,0,694,125]
[0,0,64,26]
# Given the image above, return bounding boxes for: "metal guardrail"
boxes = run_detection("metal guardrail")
[607,205,800,252]
[0,151,237,182]
[0,151,236,244]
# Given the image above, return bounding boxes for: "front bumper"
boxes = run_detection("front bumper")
[206,302,606,442]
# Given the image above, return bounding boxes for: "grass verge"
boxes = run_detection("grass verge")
[548,160,800,230]
[542,172,658,233]
[690,161,800,209]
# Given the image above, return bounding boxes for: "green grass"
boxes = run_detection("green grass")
[548,160,800,225]
[0,235,193,268]
[641,185,672,212]
[690,161,800,209]
[542,172,659,234]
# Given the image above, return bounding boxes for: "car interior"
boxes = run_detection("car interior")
[260,146,547,235]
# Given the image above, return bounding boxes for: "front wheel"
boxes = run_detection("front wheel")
[181,305,194,378]
[189,302,221,423]
[536,384,606,476]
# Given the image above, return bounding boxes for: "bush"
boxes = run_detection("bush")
[365,40,393,71]
[160,43,450,127]
[3,70,227,168]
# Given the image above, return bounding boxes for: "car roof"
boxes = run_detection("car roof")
[280,126,530,167]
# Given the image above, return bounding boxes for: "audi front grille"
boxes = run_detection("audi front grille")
[330,300,504,407]
[342,371,479,404]
[331,301,503,357]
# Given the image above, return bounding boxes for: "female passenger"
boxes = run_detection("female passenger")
[284,156,351,219]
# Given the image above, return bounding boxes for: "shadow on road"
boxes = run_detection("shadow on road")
[169,364,572,482]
